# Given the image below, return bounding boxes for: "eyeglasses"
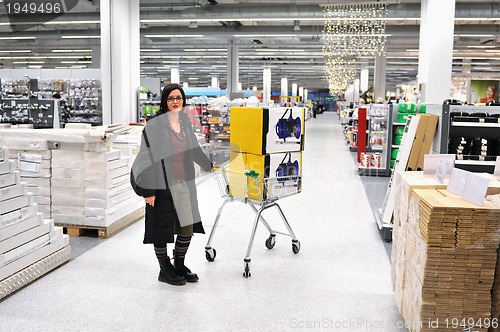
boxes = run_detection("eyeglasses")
[167,97,183,103]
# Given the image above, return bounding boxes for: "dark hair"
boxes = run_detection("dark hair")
[159,83,187,114]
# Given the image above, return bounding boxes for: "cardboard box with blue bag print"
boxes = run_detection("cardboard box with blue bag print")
[228,151,302,201]
[230,106,305,155]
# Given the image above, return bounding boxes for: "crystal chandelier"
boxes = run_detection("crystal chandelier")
[322,1,388,57]
[322,1,388,93]
[324,56,357,94]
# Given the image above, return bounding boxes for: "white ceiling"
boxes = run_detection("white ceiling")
[1,0,499,93]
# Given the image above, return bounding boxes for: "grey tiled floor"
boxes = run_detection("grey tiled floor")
[0,112,407,332]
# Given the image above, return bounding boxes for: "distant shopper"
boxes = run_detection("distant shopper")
[130,83,212,286]
[312,101,318,118]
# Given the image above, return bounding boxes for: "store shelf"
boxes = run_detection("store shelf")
[455,160,496,166]
[440,104,500,173]
[451,122,500,128]
[393,122,406,126]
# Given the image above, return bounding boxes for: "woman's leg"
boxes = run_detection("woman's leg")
[173,235,199,282]
[154,242,186,286]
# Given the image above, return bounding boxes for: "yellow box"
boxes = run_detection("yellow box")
[228,151,302,201]
[230,106,305,155]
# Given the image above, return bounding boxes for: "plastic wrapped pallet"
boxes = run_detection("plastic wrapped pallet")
[8,149,52,218]
[0,126,143,234]
[0,146,70,298]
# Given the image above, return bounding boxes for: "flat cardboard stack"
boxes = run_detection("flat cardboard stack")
[493,249,500,332]
[405,114,439,171]
[393,185,500,332]
[392,171,500,332]
[0,146,70,299]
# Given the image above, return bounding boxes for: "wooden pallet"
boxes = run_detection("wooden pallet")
[57,207,144,239]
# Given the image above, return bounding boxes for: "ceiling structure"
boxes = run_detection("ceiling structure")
[0,0,499,93]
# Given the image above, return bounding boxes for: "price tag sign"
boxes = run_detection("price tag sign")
[435,159,450,184]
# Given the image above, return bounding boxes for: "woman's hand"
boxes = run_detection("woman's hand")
[145,195,156,207]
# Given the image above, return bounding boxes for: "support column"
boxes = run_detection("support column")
[354,79,360,103]
[303,89,308,102]
[90,46,100,69]
[360,66,369,93]
[281,77,288,104]
[291,83,297,99]
[262,67,271,104]
[211,77,219,88]
[374,53,387,102]
[298,86,304,103]
[226,41,239,94]
[418,0,455,103]
[101,0,140,124]
[171,67,180,84]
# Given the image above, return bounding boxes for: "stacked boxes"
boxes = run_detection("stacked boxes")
[229,107,304,201]
[51,146,143,228]
[6,139,53,218]
[392,171,500,332]
[0,146,70,297]
[0,127,144,233]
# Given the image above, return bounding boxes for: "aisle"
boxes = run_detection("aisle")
[0,112,407,332]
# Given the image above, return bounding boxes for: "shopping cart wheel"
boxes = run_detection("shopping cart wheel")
[292,240,301,254]
[243,259,251,278]
[265,234,276,249]
[205,247,216,262]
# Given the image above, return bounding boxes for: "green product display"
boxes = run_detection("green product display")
[394,135,403,145]
[393,126,405,136]
[397,113,408,123]
[418,104,427,114]
[391,148,399,159]
[390,159,396,168]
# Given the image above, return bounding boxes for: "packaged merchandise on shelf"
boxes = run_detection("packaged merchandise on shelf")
[230,106,305,155]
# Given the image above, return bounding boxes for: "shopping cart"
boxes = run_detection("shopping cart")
[205,167,301,277]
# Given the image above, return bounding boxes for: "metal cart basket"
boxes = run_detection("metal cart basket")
[205,167,301,277]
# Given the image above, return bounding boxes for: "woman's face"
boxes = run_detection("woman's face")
[166,89,184,112]
[486,86,495,99]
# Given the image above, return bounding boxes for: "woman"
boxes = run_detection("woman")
[131,83,212,286]
[480,84,498,103]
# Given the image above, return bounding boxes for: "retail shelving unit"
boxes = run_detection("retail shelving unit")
[358,104,392,177]
[389,103,406,170]
[439,104,500,173]
[1,78,102,127]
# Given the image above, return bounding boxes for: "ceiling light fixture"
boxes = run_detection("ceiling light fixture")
[145,34,204,38]
[293,20,301,31]
[188,21,198,28]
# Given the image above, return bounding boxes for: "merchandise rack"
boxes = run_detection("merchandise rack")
[439,104,500,173]
[205,168,301,277]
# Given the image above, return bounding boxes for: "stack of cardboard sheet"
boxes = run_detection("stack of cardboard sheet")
[391,171,500,332]
[493,247,500,332]
[0,146,70,299]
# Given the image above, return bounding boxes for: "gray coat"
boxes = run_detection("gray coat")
[130,112,212,243]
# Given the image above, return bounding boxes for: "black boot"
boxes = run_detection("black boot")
[173,253,199,283]
[158,257,186,285]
